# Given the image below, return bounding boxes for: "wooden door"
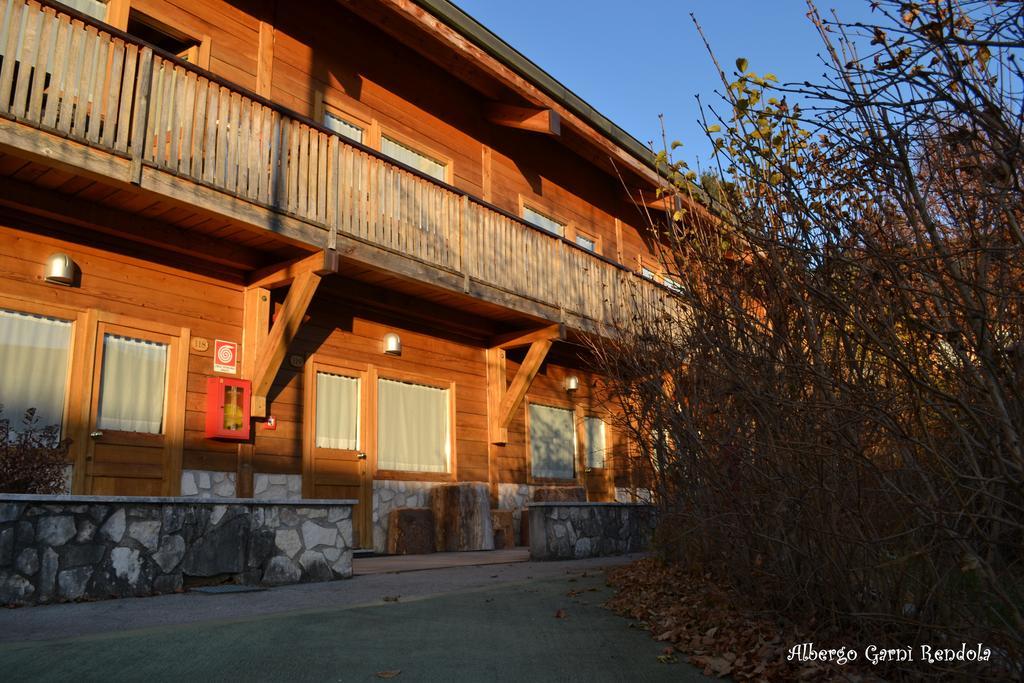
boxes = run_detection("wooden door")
[82,316,188,496]
[303,359,372,548]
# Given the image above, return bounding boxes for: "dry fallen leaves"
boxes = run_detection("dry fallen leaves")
[603,559,879,681]
[554,609,568,619]
[375,671,401,679]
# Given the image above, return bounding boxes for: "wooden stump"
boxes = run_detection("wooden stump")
[532,486,586,502]
[430,483,494,551]
[386,508,435,555]
[491,509,515,549]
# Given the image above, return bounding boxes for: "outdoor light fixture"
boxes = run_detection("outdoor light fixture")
[565,375,579,392]
[44,253,76,286]
[382,332,402,356]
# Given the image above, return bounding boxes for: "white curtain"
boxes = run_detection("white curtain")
[381,136,447,182]
[529,403,575,479]
[97,334,167,434]
[315,372,359,450]
[377,378,449,473]
[584,416,607,468]
[0,309,72,434]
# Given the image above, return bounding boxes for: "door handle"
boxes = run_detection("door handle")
[89,431,103,439]
[357,453,367,460]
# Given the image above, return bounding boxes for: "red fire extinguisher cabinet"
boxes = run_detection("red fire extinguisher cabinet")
[205,377,251,440]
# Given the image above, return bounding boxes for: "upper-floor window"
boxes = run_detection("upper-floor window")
[63,0,109,22]
[127,10,203,65]
[324,112,364,145]
[575,233,597,252]
[381,136,447,183]
[663,275,683,293]
[522,206,566,238]
[641,266,658,281]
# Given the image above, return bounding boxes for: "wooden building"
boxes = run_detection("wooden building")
[0,0,683,551]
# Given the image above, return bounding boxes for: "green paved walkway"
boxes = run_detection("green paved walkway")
[0,569,707,682]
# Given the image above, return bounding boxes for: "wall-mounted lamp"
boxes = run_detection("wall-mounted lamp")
[44,253,76,286]
[382,332,402,356]
[564,375,579,393]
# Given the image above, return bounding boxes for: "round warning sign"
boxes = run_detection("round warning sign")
[214,339,238,374]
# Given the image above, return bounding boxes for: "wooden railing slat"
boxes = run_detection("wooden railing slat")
[10,1,40,118]
[0,0,24,111]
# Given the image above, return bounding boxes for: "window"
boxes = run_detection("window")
[97,334,168,434]
[324,111,364,145]
[529,403,575,479]
[315,372,359,450]
[381,136,447,182]
[663,276,683,293]
[0,309,72,436]
[584,416,607,469]
[641,266,658,281]
[377,378,450,473]
[127,11,201,64]
[574,234,597,252]
[62,0,109,21]
[522,206,566,237]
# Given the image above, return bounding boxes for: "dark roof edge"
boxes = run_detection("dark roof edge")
[414,0,659,175]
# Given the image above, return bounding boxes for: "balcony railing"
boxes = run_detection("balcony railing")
[0,0,680,333]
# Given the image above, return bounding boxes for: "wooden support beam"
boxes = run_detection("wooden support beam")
[247,249,339,289]
[485,102,560,136]
[496,337,554,431]
[238,286,270,496]
[256,20,274,98]
[489,323,564,350]
[487,324,562,443]
[486,346,508,444]
[250,269,322,417]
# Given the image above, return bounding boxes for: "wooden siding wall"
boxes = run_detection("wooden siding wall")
[498,357,628,489]
[126,0,663,272]
[0,219,513,485]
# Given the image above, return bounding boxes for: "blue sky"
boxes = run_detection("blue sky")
[454,0,874,171]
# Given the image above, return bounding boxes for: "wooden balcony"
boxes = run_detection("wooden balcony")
[0,0,679,336]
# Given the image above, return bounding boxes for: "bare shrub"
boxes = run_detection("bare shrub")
[0,407,70,494]
[593,1,1023,678]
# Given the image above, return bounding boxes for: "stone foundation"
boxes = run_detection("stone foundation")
[614,487,654,504]
[0,494,355,606]
[180,470,236,499]
[371,480,437,553]
[528,503,654,560]
[253,474,302,500]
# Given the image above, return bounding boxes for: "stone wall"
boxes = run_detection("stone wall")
[254,474,302,500]
[180,470,237,499]
[528,503,654,560]
[0,494,355,606]
[614,487,654,504]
